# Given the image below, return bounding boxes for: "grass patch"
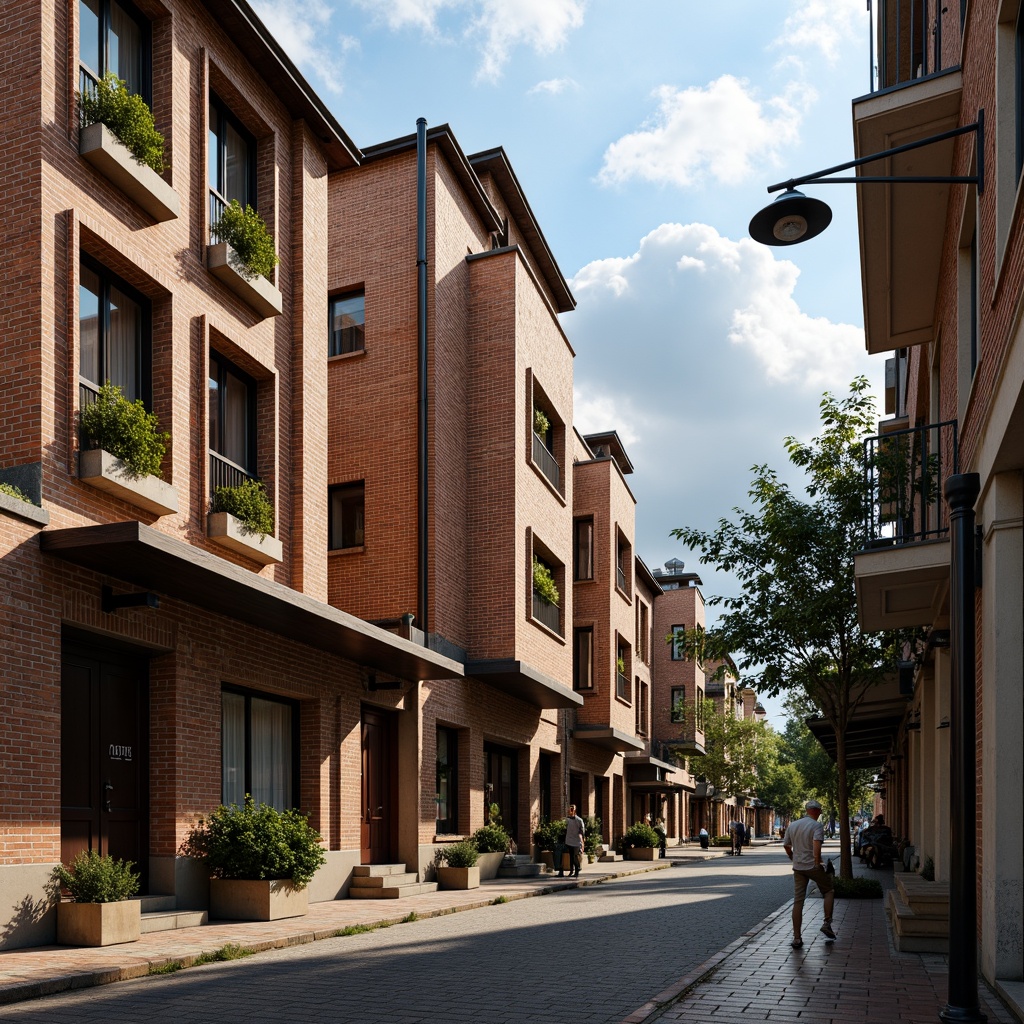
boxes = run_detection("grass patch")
[402,911,419,923]
[833,877,883,899]
[491,896,509,905]
[334,923,378,937]
[149,960,185,975]
[193,943,256,966]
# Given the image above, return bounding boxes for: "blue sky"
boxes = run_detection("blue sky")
[251,0,883,724]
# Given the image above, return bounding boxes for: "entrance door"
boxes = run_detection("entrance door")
[483,743,518,845]
[361,707,397,863]
[61,645,148,886]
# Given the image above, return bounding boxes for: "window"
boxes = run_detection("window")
[79,0,150,99]
[670,625,686,661]
[615,531,631,595]
[222,687,297,811]
[531,547,562,636]
[79,254,150,408]
[696,686,705,730]
[436,727,458,834]
[616,640,630,701]
[573,518,593,581]
[329,293,365,356]
[637,602,650,665]
[209,351,256,489]
[573,627,593,690]
[671,686,686,723]
[636,681,649,736]
[529,373,563,494]
[329,482,365,549]
[208,95,256,239]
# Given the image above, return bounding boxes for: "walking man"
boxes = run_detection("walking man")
[558,804,585,879]
[783,799,835,948]
[730,817,745,856]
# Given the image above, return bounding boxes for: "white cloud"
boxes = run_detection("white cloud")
[529,77,579,96]
[773,0,866,65]
[597,76,808,189]
[251,0,356,93]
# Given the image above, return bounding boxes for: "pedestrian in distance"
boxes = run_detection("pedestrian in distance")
[654,816,667,858]
[783,799,836,948]
[558,804,585,878]
[730,817,745,856]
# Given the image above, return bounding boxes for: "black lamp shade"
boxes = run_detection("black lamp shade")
[749,188,833,246]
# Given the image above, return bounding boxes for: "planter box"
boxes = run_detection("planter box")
[207,511,283,565]
[476,851,505,881]
[436,866,480,890]
[207,242,283,320]
[79,122,179,222]
[80,448,179,517]
[57,899,141,946]
[538,851,570,871]
[209,878,307,921]
[625,847,658,861]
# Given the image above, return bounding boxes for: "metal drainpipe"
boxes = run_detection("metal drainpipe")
[416,117,429,635]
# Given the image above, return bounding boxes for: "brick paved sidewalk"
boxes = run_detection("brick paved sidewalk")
[623,890,1018,1024]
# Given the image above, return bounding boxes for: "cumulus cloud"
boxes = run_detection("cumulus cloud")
[772,0,866,66]
[529,77,579,96]
[597,76,809,189]
[251,0,356,93]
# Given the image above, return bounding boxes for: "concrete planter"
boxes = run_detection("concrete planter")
[207,242,283,320]
[207,511,283,565]
[56,899,141,947]
[436,866,480,890]
[209,878,307,921]
[79,448,179,517]
[625,847,658,861]
[79,122,179,222]
[476,852,505,880]
[538,850,570,871]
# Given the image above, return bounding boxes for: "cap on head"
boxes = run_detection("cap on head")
[805,799,822,811]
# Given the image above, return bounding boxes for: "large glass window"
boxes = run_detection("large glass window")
[573,518,593,581]
[222,687,296,811]
[79,254,148,405]
[209,352,256,487]
[209,96,256,238]
[329,482,365,549]
[573,627,593,691]
[436,727,458,834]
[670,625,686,660]
[79,0,149,98]
[329,293,365,356]
[671,686,686,723]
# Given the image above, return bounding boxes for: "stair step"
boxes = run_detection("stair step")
[141,909,208,933]
[599,854,622,862]
[886,890,949,952]
[352,863,409,878]
[350,872,418,888]
[349,882,438,899]
[497,862,544,877]
[140,894,177,913]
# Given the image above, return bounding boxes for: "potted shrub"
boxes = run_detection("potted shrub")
[434,840,480,890]
[207,479,282,565]
[77,72,178,221]
[50,850,141,946]
[533,407,551,437]
[532,819,567,872]
[208,200,283,318]
[622,822,661,861]
[532,556,560,606]
[79,382,178,516]
[470,823,511,880]
[583,815,603,863]
[180,797,326,921]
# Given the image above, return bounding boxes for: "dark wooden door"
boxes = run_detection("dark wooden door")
[484,743,518,845]
[361,707,396,863]
[61,646,148,884]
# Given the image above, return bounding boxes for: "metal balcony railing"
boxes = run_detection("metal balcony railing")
[862,419,958,547]
[209,191,227,245]
[616,671,629,701]
[532,432,560,491]
[209,451,256,493]
[531,591,561,635]
[870,0,958,93]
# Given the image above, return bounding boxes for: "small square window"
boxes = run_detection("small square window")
[671,686,685,723]
[329,292,365,356]
[330,482,365,549]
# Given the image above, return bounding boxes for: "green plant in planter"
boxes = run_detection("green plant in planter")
[179,797,326,890]
[471,823,511,853]
[50,849,140,903]
[532,556,560,606]
[532,819,566,852]
[533,407,551,437]
[0,481,33,504]
[435,840,478,868]
[78,71,166,173]
[583,816,603,858]
[80,381,169,478]
[213,200,280,282]
[211,479,275,539]
[621,822,660,849]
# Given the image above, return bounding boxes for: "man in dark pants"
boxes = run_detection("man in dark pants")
[730,818,745,856]
[558,805,585,878]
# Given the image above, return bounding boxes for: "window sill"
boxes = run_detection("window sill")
[79,448,179,517]
[207,243,283,320]
[528,614,566,644]
[328,349,367,363]
[207,511,283,566]
[79,123,180,223]
[0,490,49,527]
[328,545,365,557]
[615,584,632,604]
[615,694,633,709]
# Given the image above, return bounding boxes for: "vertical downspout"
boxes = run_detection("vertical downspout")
[416,118,429,635]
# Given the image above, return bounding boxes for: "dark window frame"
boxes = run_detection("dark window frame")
[670,686,686,723]
[670,624,686,661]
[329,291,366,357]
[435,725,459,834]
[573,517,594,581]
[208,93,257,239]
[573,626,594,691]
[78,0,152,102]
[208,349,258,480]
[329,481,366,550]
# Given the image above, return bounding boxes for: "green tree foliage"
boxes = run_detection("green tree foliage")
[214,200,280,281]
[80,381,169,478]
[78,71,166,173]
[671,379,906,878]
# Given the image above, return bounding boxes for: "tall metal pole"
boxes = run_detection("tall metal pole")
[939,472,985,1023]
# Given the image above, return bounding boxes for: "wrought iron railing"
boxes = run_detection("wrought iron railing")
[79,382,100,447]
[209,451,255,493]
[531,592,561,635]
[209,191,227,245]
[532,432,560,491]
[862,420,958,546]
[616,670,629,701]
[870,0,957,93]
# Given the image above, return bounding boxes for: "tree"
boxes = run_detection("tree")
[670,378,903,879]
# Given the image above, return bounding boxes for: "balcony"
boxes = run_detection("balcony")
[854,419,957,631]
[616,670,629,701]
[532,432,561,492]
[531,591,561,636]
[616,564,627,592]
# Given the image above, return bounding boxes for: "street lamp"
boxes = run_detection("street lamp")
[749,123,986,1024]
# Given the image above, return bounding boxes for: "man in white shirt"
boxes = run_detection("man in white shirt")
[783,799,836,948]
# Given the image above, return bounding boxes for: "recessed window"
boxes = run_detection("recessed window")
[573,627,593,690]
[222,687,297,811]
[670,625,686,661]
[616,640,630,702]
[671,686,686,723]
[329,292,365,356]
[636,680,649,736]
[79,253,150,409]
[696,686,705,730]
[531,549,563,636]
[329,482,365,549]
[79,0,150,99]
[209,351,257,489]
[637,602,650,665]
[436,726,458,834]
[573,518,593,581]
[208,95,256,239]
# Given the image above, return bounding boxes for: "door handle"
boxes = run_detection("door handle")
[104,780,114,812]
[376,806,383,817]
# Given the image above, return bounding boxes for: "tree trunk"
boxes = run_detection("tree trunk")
[834,725,853,879]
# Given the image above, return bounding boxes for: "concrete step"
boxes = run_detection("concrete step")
[141,909,208,933]
[886,889,948,953]
[598,853,622,862]
[497,859,544,877]
[349,882,438,899]
[350,872,418,888]
[352,863,409,878]
[140,894,176,913]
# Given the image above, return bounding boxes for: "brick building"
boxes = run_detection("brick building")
[0,0,766,950]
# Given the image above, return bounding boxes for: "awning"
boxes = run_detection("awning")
[466,659,583,709]
[624,754,683,790]
[572,725,644,752]
[40,522,463,681]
